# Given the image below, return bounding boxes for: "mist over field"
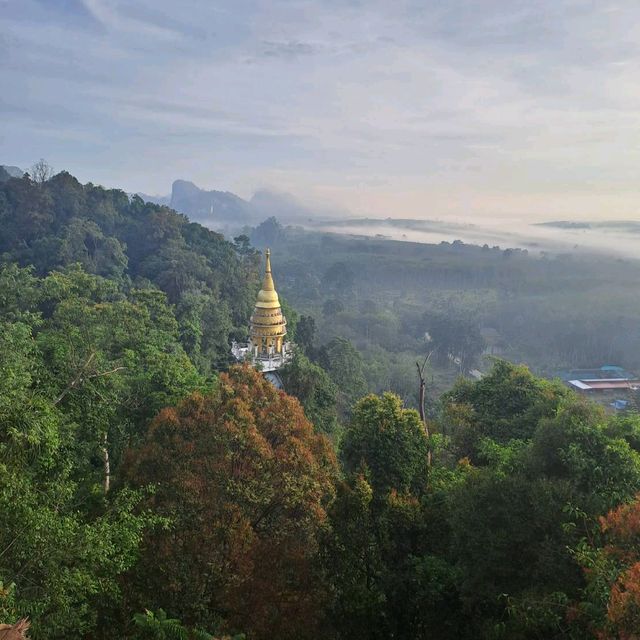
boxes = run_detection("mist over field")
[311,217,640,259]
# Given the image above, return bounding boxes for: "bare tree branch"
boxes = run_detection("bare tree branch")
[30,158,53,184]
[53,351,126,405]
[54,351,96,405]
[102,432,111,494]
[416,350,434,467]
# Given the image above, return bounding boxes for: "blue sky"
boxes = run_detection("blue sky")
[3,0,640,221]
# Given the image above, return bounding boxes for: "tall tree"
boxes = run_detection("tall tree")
[296,315,316,356]
[326,392,437,640]
[319,336,367,416]
[124,365,337,640]
[279,351,339,435]
[440,360,568,461]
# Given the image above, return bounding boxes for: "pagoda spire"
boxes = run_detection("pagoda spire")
[261,248,275,292]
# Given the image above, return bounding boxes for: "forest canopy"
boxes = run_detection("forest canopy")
[1,171,640,639]
[0,171,260,373]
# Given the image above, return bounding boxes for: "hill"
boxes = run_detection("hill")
[0,170,260,373]
[137,179,337,231]
[169,178,254,227]
[0,165,24,182]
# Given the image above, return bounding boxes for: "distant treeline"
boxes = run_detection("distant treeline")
[248,217,640,394]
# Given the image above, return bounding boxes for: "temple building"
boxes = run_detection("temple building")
[231,249,291,373]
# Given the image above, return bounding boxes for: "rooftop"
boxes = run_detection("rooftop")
[559,365,636,382]
[568,379,640,392]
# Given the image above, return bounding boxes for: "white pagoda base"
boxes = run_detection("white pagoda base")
[231,340,292,372]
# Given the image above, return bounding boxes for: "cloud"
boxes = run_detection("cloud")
[2,0,640,222]
[259,40,320,59]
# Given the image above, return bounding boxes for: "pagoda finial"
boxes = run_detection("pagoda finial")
[259,249,275,294]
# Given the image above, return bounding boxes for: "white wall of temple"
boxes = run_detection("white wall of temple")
[231,340,292,372]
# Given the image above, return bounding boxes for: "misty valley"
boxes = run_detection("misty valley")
[1,167,640,640]
[7,0,640,637]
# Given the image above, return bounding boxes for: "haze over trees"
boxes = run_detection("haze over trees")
[247,222,640,411]
[1,169,640,639]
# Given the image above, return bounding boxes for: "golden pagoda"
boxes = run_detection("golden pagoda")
[249,248,287,355]
[231,249,290,373]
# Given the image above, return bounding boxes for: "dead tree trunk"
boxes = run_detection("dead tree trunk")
[102,432,110,493]
[416,351,433,467]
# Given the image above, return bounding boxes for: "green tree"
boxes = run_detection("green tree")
[326,392,447,640]
[319,336,367,416]
[279,351,339,435]
[296,315,316,355]
[342,392,429,495]
[441,360,568,460]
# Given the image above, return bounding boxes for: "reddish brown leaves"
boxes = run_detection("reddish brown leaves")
[596,494,640,639]
[124,364,337,639]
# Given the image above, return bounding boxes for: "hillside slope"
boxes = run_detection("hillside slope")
[0,170,260,372]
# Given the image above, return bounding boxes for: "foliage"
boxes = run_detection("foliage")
[278,351,339,435]
[342,392,429,495]
[0,264,200,639]
[132,609,216,640]
[577,495,640,639]
[440,368,640,638]
[318,336,367,416]
[124,365,337,640]
[6,171,640,640]
[0,172,260,373]
[296,315,317,355]
[325,391,444,640]
[440,360,569,460]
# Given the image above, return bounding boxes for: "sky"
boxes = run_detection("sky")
[3,0,640,221]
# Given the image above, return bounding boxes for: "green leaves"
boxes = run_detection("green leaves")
[0,264,203,638]
[133,609,215,640]
[0,172,260,375]
[342,392,429,496]
[441,360,569,460]
[279,351,339,435]
[0,471,154,638]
